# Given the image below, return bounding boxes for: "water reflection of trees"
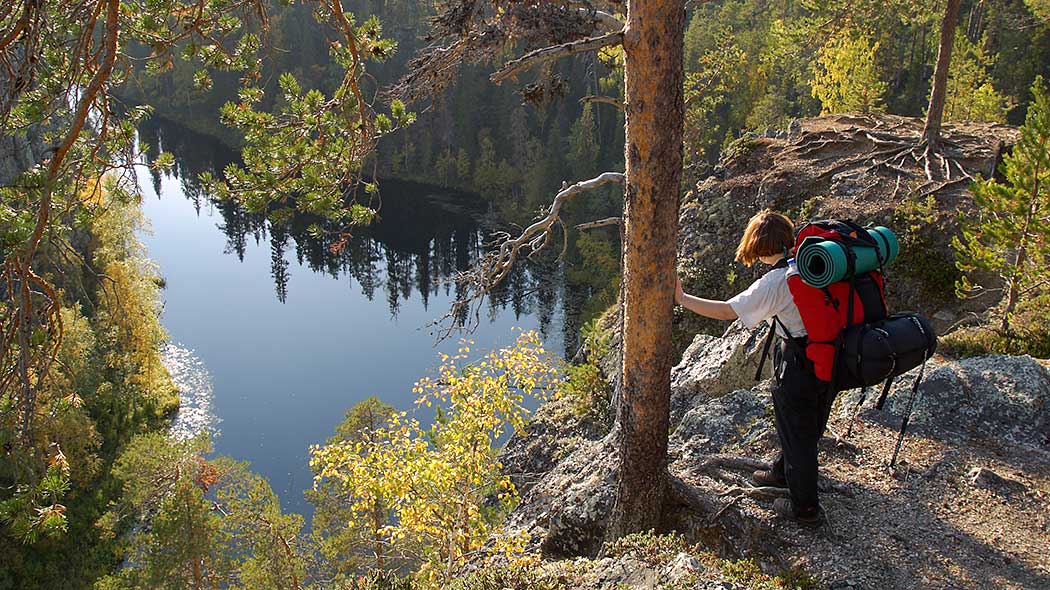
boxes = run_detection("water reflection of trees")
[139,117,589,356]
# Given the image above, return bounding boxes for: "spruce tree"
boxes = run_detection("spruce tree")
[953,77,1050,337]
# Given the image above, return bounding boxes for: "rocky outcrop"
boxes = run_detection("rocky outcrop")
[0,51,59,185]
[675,114,1020,346]
[503,433,618,558]
[670,321,771,424]
[499,325,1050,589]
[846,354,1050,449]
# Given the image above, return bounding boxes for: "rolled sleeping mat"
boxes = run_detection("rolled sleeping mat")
[796,226,899,288]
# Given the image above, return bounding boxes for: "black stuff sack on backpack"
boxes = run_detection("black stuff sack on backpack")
[839,312,937,389]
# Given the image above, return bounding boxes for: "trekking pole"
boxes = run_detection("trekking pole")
[844,386,869,440]
[889,361,927,468]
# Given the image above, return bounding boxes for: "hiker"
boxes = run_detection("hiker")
[674,209,831,527]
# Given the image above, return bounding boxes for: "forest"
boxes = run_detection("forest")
[1,0,1049,589]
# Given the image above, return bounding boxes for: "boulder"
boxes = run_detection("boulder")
[967,466,1028,497]
[848,355,1050,448]
[670,320,771,425]
[669,388,773,464]
[504,434,619,558]
[500,396,609,495]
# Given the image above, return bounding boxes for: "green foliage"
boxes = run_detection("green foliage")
[893,194,961,306]
[214,55,413,222]
[1,179,179,587]
[307,397,399,581]
[953,77,1050,336]
[683,27,750,167]
[447,562,572,590]
[98,434,308,590]
[603,531,699,564]
[602,531,820,590]
[565,232,621,322]
[568,103,600,180]
[556,319,612,418]
[945,33,1012,124]
[942,295,1050,358]
[1025,0,1050,22]
[720,558,821,590]
[0,458,71,544]
[310,332,561,584]
[811,28,888,114]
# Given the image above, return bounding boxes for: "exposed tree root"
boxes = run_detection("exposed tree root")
[782,122,984,192]
[690,454,770,474]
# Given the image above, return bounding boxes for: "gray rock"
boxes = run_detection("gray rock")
[499,396,608,495]
[658,552,703,584]
[670,388,772,462]
[854,355,1050,448]
[932,310,956,323]
[504,434,618,558]
[670,321,771,425]
[586,556,658,588]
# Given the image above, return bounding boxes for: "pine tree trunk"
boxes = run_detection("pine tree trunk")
[609,0,685,539]
[923,0,962,150]
[1001,178,1042,335]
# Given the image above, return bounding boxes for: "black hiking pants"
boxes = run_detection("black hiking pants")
[769,337,835,514]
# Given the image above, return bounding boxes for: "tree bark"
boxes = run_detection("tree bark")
[1001,176,1042,335]
[923,0,962,151]
[608,0,685,539]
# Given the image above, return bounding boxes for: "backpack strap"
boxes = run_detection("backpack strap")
[754,257,793,381]
[874,375,895,410]
[755,321,777,381]
[755,315,805,380]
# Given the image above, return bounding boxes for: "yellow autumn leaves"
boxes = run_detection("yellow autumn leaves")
[308,331,561,584]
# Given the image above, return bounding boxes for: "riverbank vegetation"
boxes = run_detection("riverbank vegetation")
[1,180,178,588]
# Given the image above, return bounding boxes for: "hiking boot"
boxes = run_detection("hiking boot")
[751,469,788,489]
[772,497,822,528]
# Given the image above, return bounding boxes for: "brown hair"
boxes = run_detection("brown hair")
[735,210,795,267]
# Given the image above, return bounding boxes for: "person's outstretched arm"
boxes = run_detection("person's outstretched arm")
[674,277,738,321]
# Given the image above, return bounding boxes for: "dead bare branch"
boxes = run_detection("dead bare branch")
[431,172,624,340]
[578,8,624,32]
[579,94,623,109]
[491,31,624,84]
[575,217,621,230]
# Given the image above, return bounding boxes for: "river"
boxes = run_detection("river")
[136,118,584,517]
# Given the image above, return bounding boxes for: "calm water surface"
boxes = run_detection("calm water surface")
[137,119,577,517]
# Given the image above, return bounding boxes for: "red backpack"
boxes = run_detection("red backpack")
[788,220,888,385]
[756,219,935,395]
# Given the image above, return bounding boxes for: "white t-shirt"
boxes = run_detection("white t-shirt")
[727,266,806,338]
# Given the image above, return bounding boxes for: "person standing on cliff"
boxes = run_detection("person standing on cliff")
[674,209,831,527]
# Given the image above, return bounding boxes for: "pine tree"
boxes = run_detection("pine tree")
[810,28,888,114]
[307,397,398,580]
[945,33,1011,123]
[472,129,503,199]
[953,77,1050,337]
[455,148,471,188]
[569,103,600,180]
